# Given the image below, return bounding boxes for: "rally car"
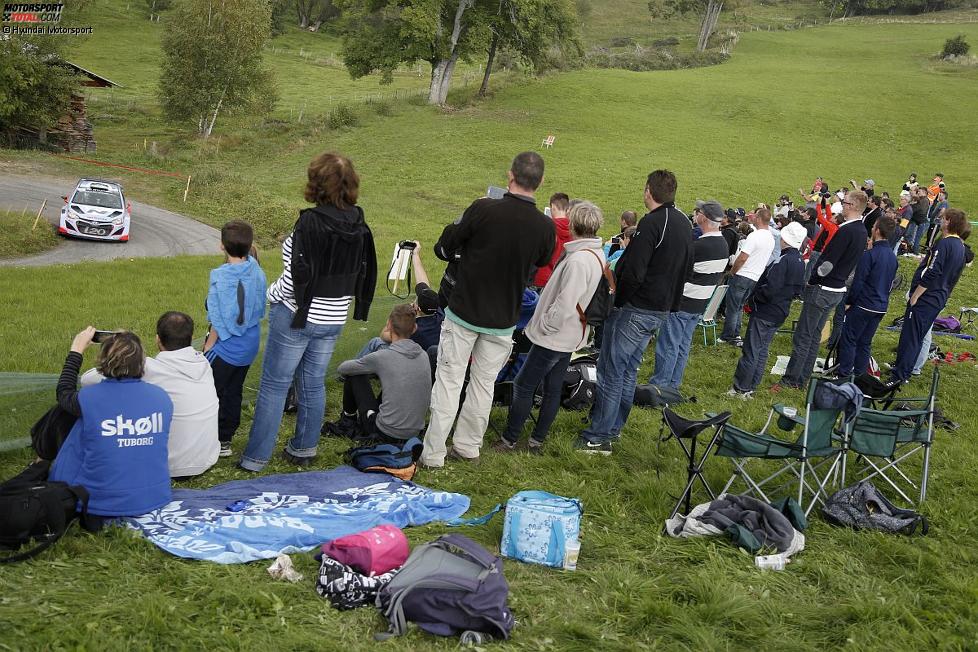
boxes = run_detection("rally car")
[58,179,131,242]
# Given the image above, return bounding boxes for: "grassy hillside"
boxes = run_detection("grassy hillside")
[2,9,978,649]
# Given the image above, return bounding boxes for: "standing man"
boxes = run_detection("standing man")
[776,190,870,391]
[905,187,931,256]
[574,170,692,454]
[419,152,554,467]
[719,208,775,345]
[649,200,728,390]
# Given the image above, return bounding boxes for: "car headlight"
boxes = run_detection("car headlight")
[112,217,124,226]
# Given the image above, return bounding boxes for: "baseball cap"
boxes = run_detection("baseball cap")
[864,179,875,187]
[415,284,441,315]
[781,222,807,249]
[695,199,724,222]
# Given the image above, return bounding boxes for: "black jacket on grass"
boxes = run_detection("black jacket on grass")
[614,203,693,312]
[436,193,554,329]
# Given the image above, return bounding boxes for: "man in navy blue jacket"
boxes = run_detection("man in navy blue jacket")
[777,190,870,390]
[836,215,898,377]
[728,222,807,397]
[892,208,971,382]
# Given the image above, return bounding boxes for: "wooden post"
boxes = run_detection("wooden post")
[32,199,47,231]
[183,175,192,202]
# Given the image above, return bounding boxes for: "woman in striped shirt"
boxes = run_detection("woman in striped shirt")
[240,152,377,471]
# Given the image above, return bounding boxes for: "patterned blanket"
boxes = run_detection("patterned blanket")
[122,466,469,564]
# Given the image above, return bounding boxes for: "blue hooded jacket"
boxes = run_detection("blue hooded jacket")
[207,256,267,366]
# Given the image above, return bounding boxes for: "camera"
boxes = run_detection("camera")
[611,236,622,245]
[92,330,118,343]
[398,240,417,251]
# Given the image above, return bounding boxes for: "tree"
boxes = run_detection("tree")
[478,0,580,97]
[158,0,277,138]
[0,38,76,138]
[338,0,494,105]
[648,0,723,52]
[296,0,340,31]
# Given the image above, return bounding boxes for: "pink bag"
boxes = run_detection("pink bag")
[320,525,409,576]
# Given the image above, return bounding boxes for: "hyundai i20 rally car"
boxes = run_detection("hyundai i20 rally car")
[59,179,131,241]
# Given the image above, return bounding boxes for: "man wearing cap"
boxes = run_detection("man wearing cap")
[727,221,808,398]
[649,200,729,390]
[851,178,876,199]
[719,208,775,345]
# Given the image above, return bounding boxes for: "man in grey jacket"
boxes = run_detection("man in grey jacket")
[326,304,432,442]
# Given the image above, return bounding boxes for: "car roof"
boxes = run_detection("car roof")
[76,178,123,193]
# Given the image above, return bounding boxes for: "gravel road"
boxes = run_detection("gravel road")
[0,175,219,267]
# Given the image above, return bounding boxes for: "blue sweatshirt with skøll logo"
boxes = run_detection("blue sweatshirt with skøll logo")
[51,378,173,516]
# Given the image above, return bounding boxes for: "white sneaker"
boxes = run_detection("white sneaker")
[724,388,753,400]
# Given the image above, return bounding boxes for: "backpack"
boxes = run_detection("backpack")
[344,437,424,482]
[500,491,582,569]
[934,315,961,333]
[561,355,597,410]
[375,534,514,643]
[576,249,616,333]
[320,524,409,576]
[821,481,928,535]
[634,383,687,408]
[0,462,90,563]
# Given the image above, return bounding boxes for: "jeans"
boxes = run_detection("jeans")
[357,336,388,359]
[582,306,666,444]
[913,327,933,374]
[420,318,514,466]
[836,306,884,376]
[783,285,846,387]
[210,355,251,443]
[904,222,926,255]
[893,299,942,382]
[241,303,343,470]
[502,344,571,444]
[720,275,756,340]
[826,290,848,352]
[649,310,701,389]
[732,316,779,392]
[803,250,820,285]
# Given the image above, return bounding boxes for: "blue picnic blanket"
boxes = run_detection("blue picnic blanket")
[122,466,469,564]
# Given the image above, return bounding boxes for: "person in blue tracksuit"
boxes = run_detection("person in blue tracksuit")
[891,209,970,383]
[49,327,173,519]
[836,215,898,377]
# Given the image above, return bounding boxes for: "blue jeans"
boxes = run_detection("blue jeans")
[783,285,846,387]
[502,344,571,444]
[649,310,701,389]
[357,336,388,359]
[904,222,926,255]
[720,275,756,340]
[913,327,933,374]
[836,306,884,376]
[241,302,343,470]
[582,306,666,444]
[732,315,779,392]
[826,290,848,352]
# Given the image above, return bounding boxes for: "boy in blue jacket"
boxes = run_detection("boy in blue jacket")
[203,220,267,457]
[728,222,807,398]
[836,215,898,377]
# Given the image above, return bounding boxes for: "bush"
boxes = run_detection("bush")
[652,36,680,47]
[326,104,360,129]
[942,35,970,59]
[585,46,728,72]
[372,100,394,117]
[609,36,636,48]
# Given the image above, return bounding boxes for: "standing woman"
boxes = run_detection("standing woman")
[890,208,970,384]
[241,153,376,471]
[492,201,605,454]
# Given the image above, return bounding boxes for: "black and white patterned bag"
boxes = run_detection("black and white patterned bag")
[316,555,399,610]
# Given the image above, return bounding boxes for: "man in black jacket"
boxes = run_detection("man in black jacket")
[419,152,554,467]
[575,170,692,454]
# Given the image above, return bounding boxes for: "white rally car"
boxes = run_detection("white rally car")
[59,179,131,242]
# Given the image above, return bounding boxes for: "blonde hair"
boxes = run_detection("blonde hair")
[569,200,604,238]
[847,190,868,214]
[96,331,145,379]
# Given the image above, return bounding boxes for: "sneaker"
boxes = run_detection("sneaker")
[322,414,360,439]
[219,442,233,457]
[573,437,612,455]
[281,450,315,467]
[527,439,544,455]
[724,388,753,401]
[446,448,481,465]
[717,336,740,345]
[491,438,518,453]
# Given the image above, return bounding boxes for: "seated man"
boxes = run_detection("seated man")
[83,312,219,479]
[325,304,433,441]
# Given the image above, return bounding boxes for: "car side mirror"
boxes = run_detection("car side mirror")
[61,196,68,202]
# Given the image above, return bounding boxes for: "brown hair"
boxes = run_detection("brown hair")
[645,170,677,204]
[389,304,417,339]
[96,331,145,380]
[620,210,638,227]
[221,219,254,258]
[944,208,971,239]
[304,152,359,209]
[549,192,570,214]
[875,214,896,241]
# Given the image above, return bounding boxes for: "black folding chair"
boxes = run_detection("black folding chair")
[660,408,733,525]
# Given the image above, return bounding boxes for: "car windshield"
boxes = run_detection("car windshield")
[72,189,123,209]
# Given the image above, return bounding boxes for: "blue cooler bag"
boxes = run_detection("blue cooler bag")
[500,491,582,568]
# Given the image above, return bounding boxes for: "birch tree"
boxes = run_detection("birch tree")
[158,0,276,137]
[648,0,724,52]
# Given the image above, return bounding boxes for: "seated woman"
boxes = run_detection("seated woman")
[45,327,173,520]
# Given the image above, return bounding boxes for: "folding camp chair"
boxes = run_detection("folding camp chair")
[842,368,938,506]
[716,378,846,516]
[697,285,727,346]
[660,408,732,524]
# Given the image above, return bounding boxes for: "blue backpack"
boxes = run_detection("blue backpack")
[344,437,424,481]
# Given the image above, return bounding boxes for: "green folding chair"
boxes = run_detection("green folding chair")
[716,378,846,516]
[842,368,938,506]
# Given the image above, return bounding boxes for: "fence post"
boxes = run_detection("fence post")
[31,199,47,231]
[183,175,192,202]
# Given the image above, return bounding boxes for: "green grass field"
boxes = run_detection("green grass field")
[0,210,58,259]
[2,5,978,650]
